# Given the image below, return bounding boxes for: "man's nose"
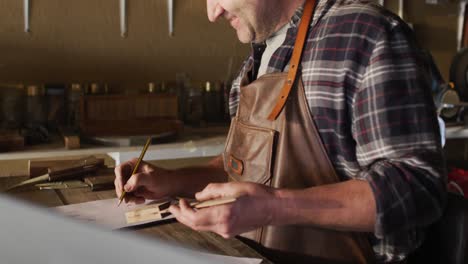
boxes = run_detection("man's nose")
[207,0,224,22]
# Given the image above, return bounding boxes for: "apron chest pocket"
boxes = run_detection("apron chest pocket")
[223,118,277,184]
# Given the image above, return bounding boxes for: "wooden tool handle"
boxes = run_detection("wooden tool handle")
[192,197,237,209]
[159,197,237,214]
[48,156,104,181]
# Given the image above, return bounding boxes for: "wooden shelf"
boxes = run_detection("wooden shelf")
[0,125,229,162]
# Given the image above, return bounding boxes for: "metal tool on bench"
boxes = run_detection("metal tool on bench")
[5,156,105,191]
[35,181,89,190]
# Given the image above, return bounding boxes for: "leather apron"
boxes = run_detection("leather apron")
[223,0,374,263]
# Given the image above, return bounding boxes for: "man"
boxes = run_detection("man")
[115,0,446,263]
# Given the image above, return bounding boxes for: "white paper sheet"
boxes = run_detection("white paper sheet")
[54,198,174,229]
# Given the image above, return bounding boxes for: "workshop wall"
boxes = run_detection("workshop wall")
[0,0,249,84]
[382,0,459,81]
[0,1,462,84]
[406,1,460,82]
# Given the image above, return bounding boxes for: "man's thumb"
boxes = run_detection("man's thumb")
[195,183,227,201]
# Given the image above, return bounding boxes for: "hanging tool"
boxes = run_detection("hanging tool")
[5,156,104,191]
[24,0,30,33]
[458,2,468,51]
[120,0,127,38]
[168,0,173,36]
[398,0,404,19]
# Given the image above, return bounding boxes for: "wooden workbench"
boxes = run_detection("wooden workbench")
[0,175,271,264]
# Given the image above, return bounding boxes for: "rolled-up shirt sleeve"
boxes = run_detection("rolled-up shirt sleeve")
[352,23,447,246]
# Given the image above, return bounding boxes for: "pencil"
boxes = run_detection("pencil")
[117,136,152,206]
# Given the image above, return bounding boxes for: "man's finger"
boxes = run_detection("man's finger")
[124,172,148,192]
[114,178,122,198]
[124,193,145,205]
[179,199,196,213]
[134,188,153,198]
[124,192,138,203]
[114,166,125,190]
[174,199,221,232]
[114,160,137,193]
[169,204,194,228]
[126,197,146,205]
[173,202,206,231]
[126,158,139,167]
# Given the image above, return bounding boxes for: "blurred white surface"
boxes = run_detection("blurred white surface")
[0,194,261,264]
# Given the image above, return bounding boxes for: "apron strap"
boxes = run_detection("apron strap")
[267,0,317,121]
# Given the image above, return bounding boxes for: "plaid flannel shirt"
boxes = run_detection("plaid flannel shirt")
[228,0,447,262]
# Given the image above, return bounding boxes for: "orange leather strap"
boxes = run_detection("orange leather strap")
[267,0,317,121]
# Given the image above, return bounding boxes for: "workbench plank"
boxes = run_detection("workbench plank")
[0,160,29,177]
[132,222,268,261]
[0,176,64,207]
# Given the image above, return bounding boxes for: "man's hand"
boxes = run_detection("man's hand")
[169,182,277,238]
[114,158,172,205]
